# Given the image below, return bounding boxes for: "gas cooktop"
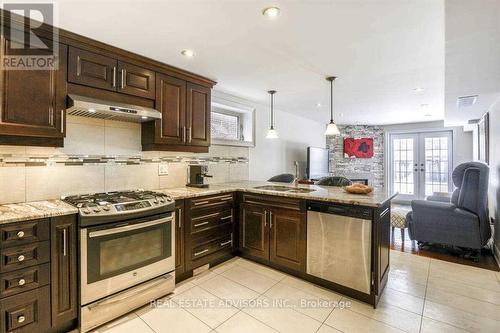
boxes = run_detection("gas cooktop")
[63,190,174,225]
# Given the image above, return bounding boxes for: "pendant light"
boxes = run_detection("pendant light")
[266,90,279,139]
[325,76,340,136]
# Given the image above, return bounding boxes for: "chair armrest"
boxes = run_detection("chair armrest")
[426,192,452,203]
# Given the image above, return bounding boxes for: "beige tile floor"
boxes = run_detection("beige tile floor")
[91,251,500,333]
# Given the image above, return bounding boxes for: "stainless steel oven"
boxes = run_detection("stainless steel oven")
[80,212,175,305]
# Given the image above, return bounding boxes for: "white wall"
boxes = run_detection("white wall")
[212,90,326,181]
[488,98,500,261]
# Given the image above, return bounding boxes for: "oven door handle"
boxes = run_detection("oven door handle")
[88,217,173,238]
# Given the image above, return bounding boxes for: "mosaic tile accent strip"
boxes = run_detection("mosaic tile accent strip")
[0,154,249,167]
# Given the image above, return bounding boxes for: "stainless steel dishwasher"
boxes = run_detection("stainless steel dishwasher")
[306,202,372,294]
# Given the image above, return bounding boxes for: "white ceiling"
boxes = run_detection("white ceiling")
[444,0,500,126]
[52,0,445,125]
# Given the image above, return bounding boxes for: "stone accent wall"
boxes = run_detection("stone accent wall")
[326,125,385,189]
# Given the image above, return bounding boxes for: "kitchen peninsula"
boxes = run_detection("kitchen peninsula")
[0,181,393,328]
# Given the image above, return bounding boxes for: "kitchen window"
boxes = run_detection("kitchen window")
[211,111,241,141]
[211,95,255,147]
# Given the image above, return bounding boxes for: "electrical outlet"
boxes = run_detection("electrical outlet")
[158,163,169,176]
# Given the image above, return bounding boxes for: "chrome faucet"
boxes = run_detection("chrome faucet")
[293,161,300,186]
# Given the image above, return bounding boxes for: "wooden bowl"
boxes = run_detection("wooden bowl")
[344,184,373,195]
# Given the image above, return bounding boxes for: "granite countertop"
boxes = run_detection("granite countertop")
[0,200,78,225]
[0,181,395,225]
[160,181,397,207]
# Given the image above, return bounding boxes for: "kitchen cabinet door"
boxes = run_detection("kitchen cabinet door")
[68,46,117,91]
[155,73,186,145]
[240,204,269,260]
[50,215,77,329]
[175,200,185,276]
[269,207,306,272]
[0,37,67,141]
[117,61,155,99]
[186,82,210,147]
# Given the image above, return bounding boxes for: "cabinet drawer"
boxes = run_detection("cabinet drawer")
[190,209,233,234]
[0,286,50,333]
[191,234,233,260]
[0,220,49,248]
[189,194,234,212]
[0,242,50,273]
[0,264,49,299]
[241,193,301,211]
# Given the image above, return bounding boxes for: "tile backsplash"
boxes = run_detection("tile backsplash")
[0,116,249,204]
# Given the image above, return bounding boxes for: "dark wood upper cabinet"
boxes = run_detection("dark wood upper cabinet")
[186,82,210,147]
[0,36,67,142]
[175,200,185,277]
[117,61,155,99]
[68,47,156,99]
[240,204,269,260]
[68,46,116,91]
[50,215,77,329]
[155,73,186,145]
[269,207,306,272]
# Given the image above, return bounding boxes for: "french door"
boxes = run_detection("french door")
[389,131,453,201]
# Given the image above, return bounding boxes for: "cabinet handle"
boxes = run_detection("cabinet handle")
[194,221,209,228]
[17,315,25,323]
[188,127,192,143]
[49,109,54,125]
[264,211,267,227]
[16,231,25,238]
[121,69,126,89]
[112,66,116,87]
[183,126,187,143]
[193,200,210,206]
[194,249,209,257]
[18,278,26,286]
[61,109,65,134]
[63,229,67,257]
[177,209,182,229]
[269,212,273,229]
[220,240,232,247]
[220,216,232,221]
[17,255,25,262]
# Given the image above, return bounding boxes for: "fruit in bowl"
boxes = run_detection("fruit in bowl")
[344,183,373,194]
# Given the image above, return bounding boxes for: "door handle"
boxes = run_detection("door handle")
[112,66,117,87]
[121,69,126,89]
[63,229,67,257]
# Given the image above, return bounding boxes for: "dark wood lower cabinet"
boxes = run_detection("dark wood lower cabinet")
[50,215,78,331]
[175,200,186,279]
[240,204,269,260]
[239,196,306,273]
[269,207,306,272]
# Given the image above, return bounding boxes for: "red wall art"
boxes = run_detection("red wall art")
[343,138,374,158]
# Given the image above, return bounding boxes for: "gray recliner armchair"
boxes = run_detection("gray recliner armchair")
[407,162,490,252]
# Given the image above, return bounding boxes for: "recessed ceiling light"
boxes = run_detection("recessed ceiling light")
[141,116,148,120]
[181,50,194,58]
[316,103,322,108]
[88,108,96,113]
[413,87,425,93]
[424,113,432,117]
[262,6,280,18]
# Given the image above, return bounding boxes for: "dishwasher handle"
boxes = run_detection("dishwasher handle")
[307,202,372,220]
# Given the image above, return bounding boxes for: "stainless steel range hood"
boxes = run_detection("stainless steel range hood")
[66,94,161,123]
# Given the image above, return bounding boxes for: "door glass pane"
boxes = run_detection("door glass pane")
[392,138,414,195]
[424,135,450,196]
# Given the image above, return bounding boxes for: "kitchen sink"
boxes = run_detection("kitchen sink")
[252,185,315,193]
